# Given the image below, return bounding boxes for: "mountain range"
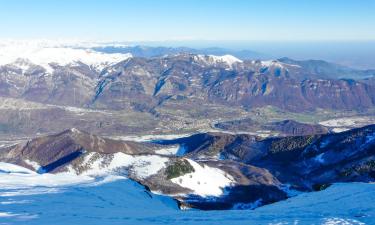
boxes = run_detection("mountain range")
[0,42,374,216]
[1,45,375,114]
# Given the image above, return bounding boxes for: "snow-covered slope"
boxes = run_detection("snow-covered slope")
[193,54,242,67]
[0,162,95,190]
[171,159,234,197]
[78,152,169,179]
[208,54,243,66]
[0,171,373,225]
[319,116,375,133]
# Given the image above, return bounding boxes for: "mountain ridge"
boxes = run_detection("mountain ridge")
[1,124,374,210]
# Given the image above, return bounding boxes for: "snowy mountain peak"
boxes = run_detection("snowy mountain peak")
[209,54,243,65]
[194,54,242,67]
[0,41,132,73]
[250,59,301,69]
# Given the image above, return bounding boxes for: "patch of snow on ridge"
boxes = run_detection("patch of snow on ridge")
[171,159,234,197]
[208,54,242,66]
[250,59,294,69]
[80,152,168,179]
[110,133,194,142]
[193,54,242,67]
[24,159,42,171]
[319,116,375,133]
[332,127,350,133]
[0,41,132,73]
[259,60,284,68]
[155,146,180,155]
[319,116,375,127]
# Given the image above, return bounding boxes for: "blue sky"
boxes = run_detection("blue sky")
[0,0,374,41]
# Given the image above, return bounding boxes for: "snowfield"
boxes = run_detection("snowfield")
[109,133,195,142]
[171,159,234,197]
[0,162,95,191]
[79,152,169,179]
[0,173,373,225]
[155,146,180,155]
[319,116,375,133]
[207,54,243,66]
[193,54,242,68]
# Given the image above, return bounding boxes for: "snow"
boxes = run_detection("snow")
[0,181,373,225]
[155,146,180,155]
[322,218,365,225]
[0,162,94,190]
[259,60,284,68]
[0,152,167,192]
[319,117,375,128]
[319,116,375,133]
[208,54,242,66]
[0,162,35,174]
[0,179,178,224]
[314,153,325,164]
[193,54,242,67]
[60,105,111,115]
[0,212,17,218]
[250,59,298,69]
[0,40,132,73]
[200,128,272,139]
[110,133,194,142]
[332,127,350,133]
[0,200,31,205]
[24,159,41,171]
[81,152,169,179]
[171,159,234,197]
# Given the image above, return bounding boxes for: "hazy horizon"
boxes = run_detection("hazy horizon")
[2,39,374,69]
[1,0,375,69]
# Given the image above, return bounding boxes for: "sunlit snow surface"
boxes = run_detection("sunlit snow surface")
[0,162,374,225]
[170,159,234,197]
